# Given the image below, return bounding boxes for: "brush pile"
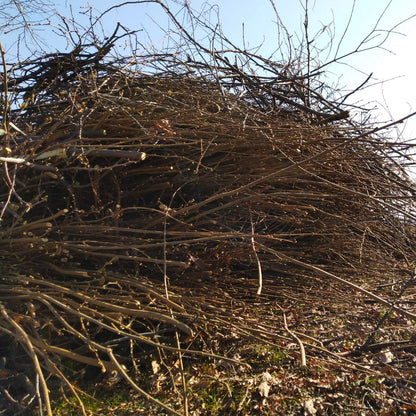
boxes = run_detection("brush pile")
[1,20,416,416]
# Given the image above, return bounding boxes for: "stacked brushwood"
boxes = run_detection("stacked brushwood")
[1,42,416,415]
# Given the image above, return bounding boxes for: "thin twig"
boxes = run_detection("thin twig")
[0,41,9,149]
[250,210,263,296]
[282,310,307,367]
[0,302,52,416]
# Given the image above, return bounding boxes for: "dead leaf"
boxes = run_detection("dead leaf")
[258,380,270,398]
[303,398,317,416]
[380,350,394,364]
[0,369,10,377]
[151,360,160,374]
[154,119,175,136]
[262,371,273,382]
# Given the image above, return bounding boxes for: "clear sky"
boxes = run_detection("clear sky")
[3,0,416,138]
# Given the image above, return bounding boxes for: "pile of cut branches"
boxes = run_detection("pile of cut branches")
[1,4,416,416]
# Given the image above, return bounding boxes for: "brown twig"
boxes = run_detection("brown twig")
[0,303,52,416]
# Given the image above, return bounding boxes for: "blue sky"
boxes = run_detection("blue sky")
[3,0,416,138]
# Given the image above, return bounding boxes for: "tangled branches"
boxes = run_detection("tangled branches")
[1,2,416,415]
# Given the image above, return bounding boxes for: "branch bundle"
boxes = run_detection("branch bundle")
[1,16,416,415]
